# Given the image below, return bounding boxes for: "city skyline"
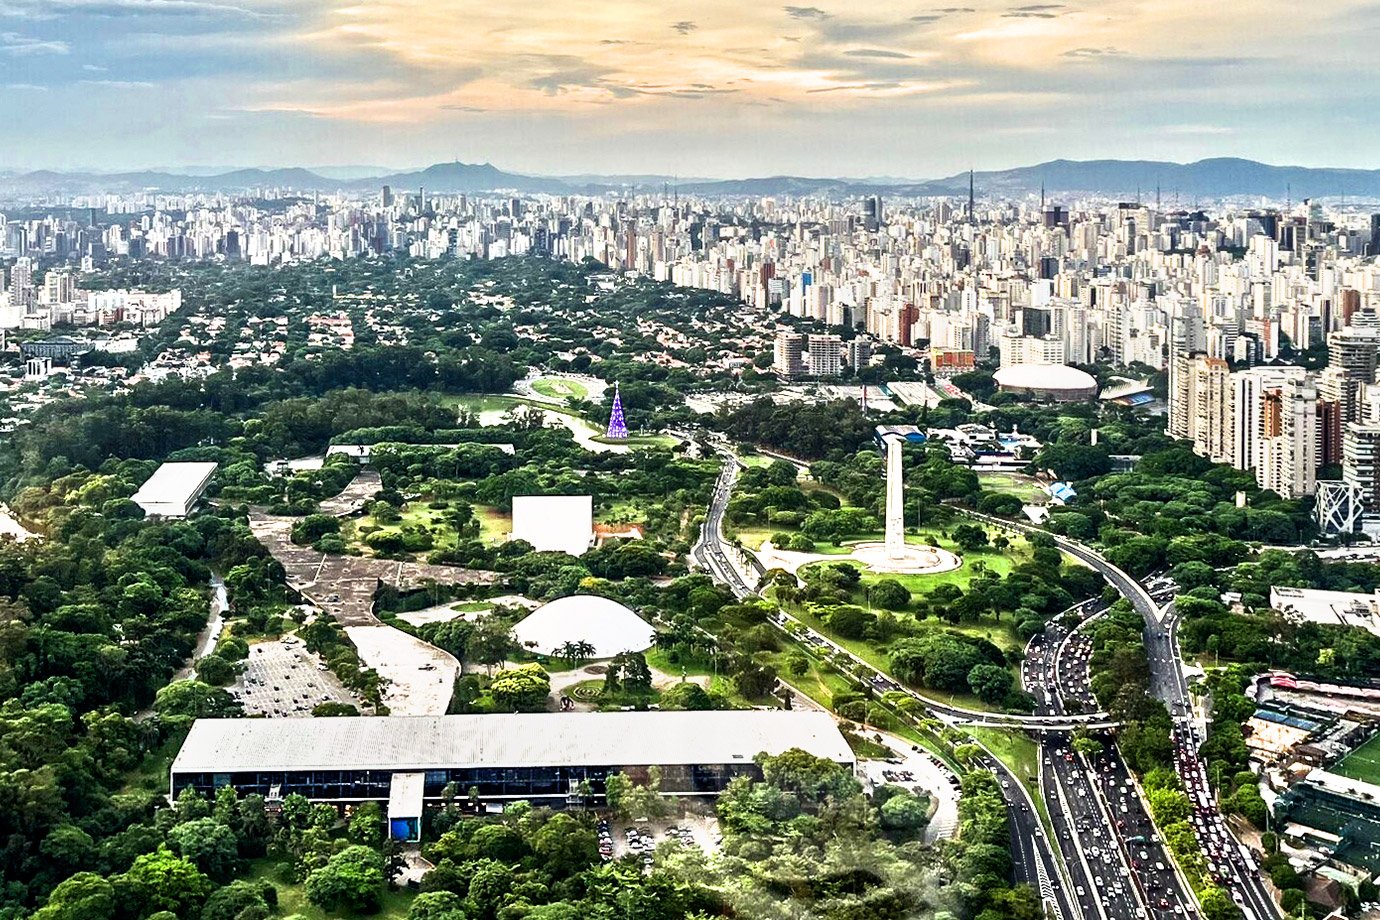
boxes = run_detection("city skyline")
[2,0,1378,176]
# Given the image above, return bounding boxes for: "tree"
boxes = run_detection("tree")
[195,654,238,686]
[31,872,115,920]
[488,663,551,712]
[951,523,989,553]
[467,618,514,674]
[604,772,633,814]
[153,680,240,720]
[167,817,240,882]
[408,890,468,920]
[660,682,713,711]
[466,859,513,920]
[967,663,1014,705]
[879,791,929,835]
[305,845,386,914]
[869,578,911,611]
[200,880,272,920]
[348,801,385,848]
[531,813,599,878]
[121,847,213,918]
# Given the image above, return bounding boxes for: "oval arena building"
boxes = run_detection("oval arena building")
[993,363,1098,401]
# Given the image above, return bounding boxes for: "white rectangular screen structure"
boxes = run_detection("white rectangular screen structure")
[510,495,593,556]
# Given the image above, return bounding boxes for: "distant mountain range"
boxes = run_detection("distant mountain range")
[4,157,1380,201]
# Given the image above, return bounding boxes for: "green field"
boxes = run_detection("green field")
[1332,733,1380,784]
[977,471,1046,502]
[243,860,414,920]
[530,376,591,401]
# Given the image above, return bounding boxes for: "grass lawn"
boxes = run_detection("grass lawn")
[452,600,492,613]
[1332,733,1380,784]
[977,471,1046,502]
[120,730,188,797]
[967,727,1050,827]
[475,505,510,544]
[593,433,678,449]
[347,500,458,557]
[243,859,414,920]
[766,646,855,709]
[646,647,716,677]
[569,678,660,707]
[530,376,590,401]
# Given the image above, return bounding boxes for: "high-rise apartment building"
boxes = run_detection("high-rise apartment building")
[846,337,872,371]
[1343,421,1380,510]
[1323,325,1380,423]
[1169,353,1231,462]
[1256,375,1317,500]
[807,334,842,378]
[773,329,804,380]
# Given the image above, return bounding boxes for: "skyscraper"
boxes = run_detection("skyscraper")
[773,329,805,380]
[807,334,842,378]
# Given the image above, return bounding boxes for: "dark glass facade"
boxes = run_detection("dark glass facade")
[172,761,766,803]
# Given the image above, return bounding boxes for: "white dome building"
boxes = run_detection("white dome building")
[993,363,1098,401]
[513,595,656,659]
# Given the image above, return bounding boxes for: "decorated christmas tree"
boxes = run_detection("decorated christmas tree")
[606,383,628,439]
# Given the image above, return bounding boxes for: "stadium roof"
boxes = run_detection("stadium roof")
[171,711,855,774]
[993,363,1097,392]
[514,594,656,658]
[130,461,218,506]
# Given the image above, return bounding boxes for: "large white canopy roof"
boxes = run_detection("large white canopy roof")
[514,594,656,658]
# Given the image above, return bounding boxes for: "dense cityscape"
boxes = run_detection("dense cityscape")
[5,2,1380,920]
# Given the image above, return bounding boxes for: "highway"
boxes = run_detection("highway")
[694,444,1282,919]
[1025,606,1202,920]
[968,509,1281,920]
[690,448,1084,918]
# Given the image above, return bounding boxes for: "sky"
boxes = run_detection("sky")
[1,0,1377,178]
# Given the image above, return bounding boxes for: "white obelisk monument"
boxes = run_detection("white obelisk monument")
[884,435,905,560]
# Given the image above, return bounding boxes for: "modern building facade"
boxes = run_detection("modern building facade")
[170,712,856,823]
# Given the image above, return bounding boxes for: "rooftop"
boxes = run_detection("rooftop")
[171,711,855,774]
[131,461,218,505]
[993,363,1097,391]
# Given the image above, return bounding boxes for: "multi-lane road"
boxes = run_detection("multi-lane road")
[692,445,1282,920]
[1025,603,1201,920]
[971,510,1281,920]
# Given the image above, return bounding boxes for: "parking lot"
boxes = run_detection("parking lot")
[604,814,721,862]
[231,635,361,717]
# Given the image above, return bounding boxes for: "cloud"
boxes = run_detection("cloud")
[1162,123,1233,135]
[4,81,46,89]
[79,78,156,87]
[81,62,106,70]
[0,31,69,53]
[0,0,267,18]
[1062,46,1123,58]
[670,20,696,34]
[1003,3,1066,17]
[843,48,912,59]
[784,5,828,18]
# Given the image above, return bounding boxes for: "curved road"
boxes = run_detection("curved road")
[691,448,1087,919]
[964,509,1281,920]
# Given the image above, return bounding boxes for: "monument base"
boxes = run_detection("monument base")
[845,541,962,575]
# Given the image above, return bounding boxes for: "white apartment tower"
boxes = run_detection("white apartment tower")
[1256,375,1317,500]
[773,329,805,380]
[807,334,843,378]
